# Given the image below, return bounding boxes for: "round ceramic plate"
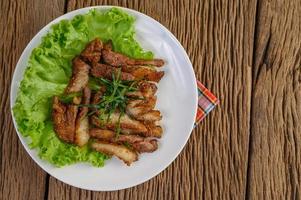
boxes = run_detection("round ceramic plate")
[10,6,197,191]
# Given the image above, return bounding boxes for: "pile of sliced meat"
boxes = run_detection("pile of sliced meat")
[52,38,164,166]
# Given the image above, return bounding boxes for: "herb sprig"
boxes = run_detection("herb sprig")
[81,69,139,135]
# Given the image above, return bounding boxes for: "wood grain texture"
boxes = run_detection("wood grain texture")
[2,0,301,199]
[246,0,301,199]
[0,0,65,199]
[195,0,256,199]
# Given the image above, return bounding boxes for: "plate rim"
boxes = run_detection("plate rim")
[10,5,198,191]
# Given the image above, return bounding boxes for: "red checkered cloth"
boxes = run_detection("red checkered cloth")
[195,81,218,127]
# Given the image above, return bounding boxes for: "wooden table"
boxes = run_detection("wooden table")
[1,0,301,199]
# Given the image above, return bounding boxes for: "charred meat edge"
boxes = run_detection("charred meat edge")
[89,128,158,153]
[80,38,103,64]
[52,96,78,143]
[121,65,164,82]
[102,44,164,67]
[65,57,90,94]
[91,63,135,81]
[91,141,138,166]
[90,112,148,134]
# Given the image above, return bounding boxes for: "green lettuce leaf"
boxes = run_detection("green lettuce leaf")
[13,8,153,167]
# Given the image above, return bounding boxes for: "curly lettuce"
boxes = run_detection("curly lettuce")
[13,8,153,167]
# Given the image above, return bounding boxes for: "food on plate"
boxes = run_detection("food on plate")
[52,96,78,143]
[91,63,135,81]
[80,38,103,64]
[90,112,149,135]
[89,128,116,140]
[126,81,158,98]
[121,65,164,82]
[52,38,164,165]
[91,141,138,166]
[126,96,157,117]
[89,130,158,153]
[65,57,90,94]
[13,8,164,167]
[102,45,164,67]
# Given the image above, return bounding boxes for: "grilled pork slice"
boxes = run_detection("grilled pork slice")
[126,97,156,118]
[144,71,164,82]
[90,113,147,134]
[80,38,103,64]
[65,57,90,94]
[127,59,164,67]
[144,122,163,138]
[89,128,115,140]
[75,117,89,146]
[131,138,158,153]
[90,112,148,134]
[102,47,164,67]
[91,141,138,165]
[135,110,162,122]
[121,65,164,82]
[117,135,158,153]
[107,112,148,134]
[89,129,158,153]
[74,87,91,146]
[126,81,157,99]
[52,96,78,143]
[91,63,135,81]
[90,115,162,138]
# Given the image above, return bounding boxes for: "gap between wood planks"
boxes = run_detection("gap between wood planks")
[246,0,275,199]
[245,0,260,198]
[246,0,301,198]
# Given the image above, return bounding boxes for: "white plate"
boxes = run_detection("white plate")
[10,6,197,191]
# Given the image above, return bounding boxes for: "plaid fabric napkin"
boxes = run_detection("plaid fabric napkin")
[194,80,218,127]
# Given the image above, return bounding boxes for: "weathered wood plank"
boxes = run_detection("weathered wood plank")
[3,0,301,199]
[247,0,301,199]
[47,0,256,199]
[195,0,256,199]
[0,0,65,199]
